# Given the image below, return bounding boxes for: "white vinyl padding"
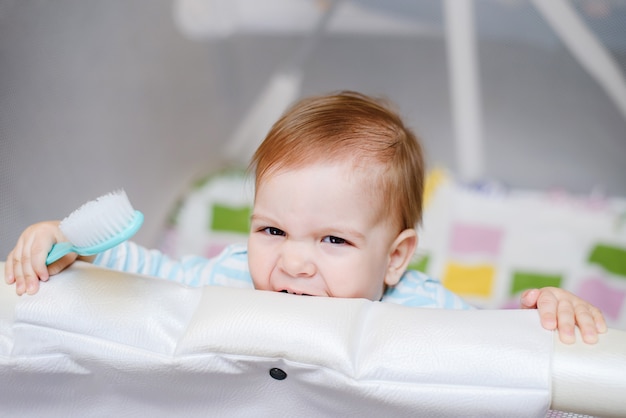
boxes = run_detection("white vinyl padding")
[1,261,625,417]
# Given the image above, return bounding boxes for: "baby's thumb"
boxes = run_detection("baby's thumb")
[519,288,540,309]
[46,253,78,278]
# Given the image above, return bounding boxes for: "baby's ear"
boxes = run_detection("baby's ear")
[384,229,418,287]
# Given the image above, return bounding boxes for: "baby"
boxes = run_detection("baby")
[5,91,606,344]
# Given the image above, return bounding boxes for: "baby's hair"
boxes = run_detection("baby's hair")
[249,91,425,230]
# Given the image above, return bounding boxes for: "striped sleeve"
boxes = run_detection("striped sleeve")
[382,270,474,310]
[93,242,254,289]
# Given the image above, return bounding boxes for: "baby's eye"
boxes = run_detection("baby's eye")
[323,236,346,245]
[263,227,285,236]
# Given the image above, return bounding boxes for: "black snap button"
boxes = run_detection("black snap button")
[269,367,287,380]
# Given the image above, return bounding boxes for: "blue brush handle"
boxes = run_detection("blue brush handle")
[46,242,76,265]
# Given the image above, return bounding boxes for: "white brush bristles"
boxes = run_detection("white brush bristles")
[59,190,136,248]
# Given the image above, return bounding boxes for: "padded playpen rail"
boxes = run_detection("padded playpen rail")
[1,261,624,417]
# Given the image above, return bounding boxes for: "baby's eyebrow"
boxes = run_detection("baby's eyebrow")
[323,226,366,241]
[250,213,283,229]
[250,214,273,224]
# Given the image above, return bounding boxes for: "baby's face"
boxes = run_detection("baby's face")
[247,161,400,301]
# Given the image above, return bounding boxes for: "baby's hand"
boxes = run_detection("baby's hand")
[4,221,77,296]
[521,287,607,344]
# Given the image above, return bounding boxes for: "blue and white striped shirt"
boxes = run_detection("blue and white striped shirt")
[94,242,471,310]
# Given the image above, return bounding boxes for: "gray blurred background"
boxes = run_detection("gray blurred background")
[1,0,625,259]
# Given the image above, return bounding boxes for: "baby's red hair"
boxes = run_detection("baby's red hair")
[249,91,425,231]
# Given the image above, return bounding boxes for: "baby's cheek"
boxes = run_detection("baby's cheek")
[250,271,269,290]
[248,255,270,290]
[341,265,382,297]
[327,272,383,301]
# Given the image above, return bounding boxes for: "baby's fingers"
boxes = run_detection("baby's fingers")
[19,255,43,295]
[7,240,30,295]
[534,289,559,331]
[8,233,52,296]
[14,248,42,296]
[575,304,607,344]
[4,249,16,285]
[591,305,608,333]
[17,234,51,295]
[556,299,576,344]
[11,252,28,296]
[25,233,53,282]
[572,304,599,344]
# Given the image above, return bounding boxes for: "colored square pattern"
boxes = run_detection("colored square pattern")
[511,271,562,295]
[588,244,626,278]
[210,204,251,234]
[450,223,504,257]
[443,262,495,297]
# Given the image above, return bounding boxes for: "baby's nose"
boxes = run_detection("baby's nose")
[280,242,316,278]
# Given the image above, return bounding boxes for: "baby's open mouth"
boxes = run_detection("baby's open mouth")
[280,289,313,296]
